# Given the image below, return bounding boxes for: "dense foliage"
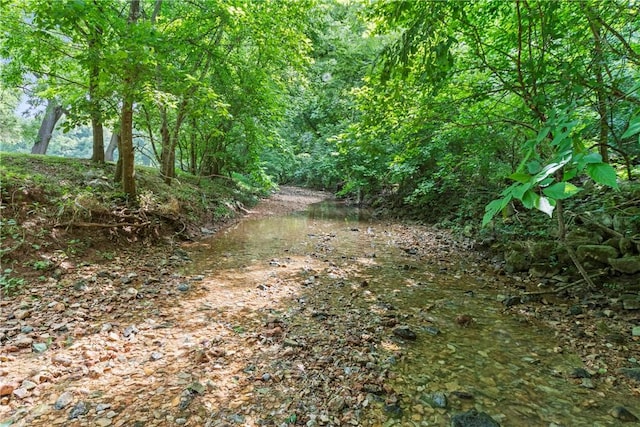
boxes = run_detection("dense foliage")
[1,0,639,224]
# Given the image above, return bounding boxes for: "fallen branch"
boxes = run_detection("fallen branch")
[55,221,151,228]
[577,214,623,238]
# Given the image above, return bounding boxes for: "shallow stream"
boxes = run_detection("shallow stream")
[185,201,638,426]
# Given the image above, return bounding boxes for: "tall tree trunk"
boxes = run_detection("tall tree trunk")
[32,99,63,154]
[89,23,105,163]
[120,96,136,197]
[119,0,140,199]
[105,132,119,162]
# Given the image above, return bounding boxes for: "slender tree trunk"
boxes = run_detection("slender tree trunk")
[105,132,119,162]
[120,93,136,197]
[89,23,105,163]
[118,0,140,199]
[32,99,63,154]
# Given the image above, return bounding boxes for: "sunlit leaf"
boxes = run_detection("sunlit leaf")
[542,182,581,200]
[621,114,640,139]
[586,163,618,189]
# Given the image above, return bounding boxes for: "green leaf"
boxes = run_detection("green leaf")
[521,189,539,209]
[542,182,581,200]
[482,196,512,226]
[586,163,618,189]
[511,183,531,199]
[534,196,555,217]
[563,168,578,181]
[526,160,541,174]
[508,172,531,184]
[621,114,640,139]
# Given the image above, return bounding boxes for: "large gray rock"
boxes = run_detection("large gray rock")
[504,248,529,273]
[608,256,640,274]
[576,245,619,264]
[566,229,604,247]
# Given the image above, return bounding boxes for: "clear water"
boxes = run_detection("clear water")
[184,201,639,427]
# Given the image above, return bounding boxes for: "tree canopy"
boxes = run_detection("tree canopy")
[1,0,638,217]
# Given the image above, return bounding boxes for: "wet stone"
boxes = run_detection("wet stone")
[451,409,500,427]
[423,326,441,336]
[393,326,417,340]
[618,367,640,382]
[422,391,447,408]
[609,406,639,422]
[570,368,591,379]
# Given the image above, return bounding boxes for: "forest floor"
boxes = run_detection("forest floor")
[1,186,639,426]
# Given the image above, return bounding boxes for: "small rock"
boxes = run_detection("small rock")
[0,384,15,396]
[502,296,521,307]
[451,409,500,427]
[68,401,89,419]
[52,354,73,367]
[95,418,112,426]
[123,325,139,338]
[423,391,447,408]
[177,283,190,292]
[393,326,417,340]
[609,406,639,422]
[176,418,187,425]
[123,287,138,299]
[150,352,163,361]
[21,380,37,390]
[383,403,402,418]
[14,309,32,320]
[96,403,111,412]
[581,378,595,389]
[633,326,640,337]
[52,302,66,313]
[12,388,29,399]
[570,368,591,379]
[20,325,34,333]
[54,391,74,410]
[32,342,48,353]
[424,326,441,336]
[568,305,583,315]
[14,335,34,348]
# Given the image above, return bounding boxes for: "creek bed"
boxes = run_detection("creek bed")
[183,200,639,426]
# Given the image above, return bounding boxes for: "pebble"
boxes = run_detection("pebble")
[68,401,89,419]
[54,391,74,410]
[14,309,32,320]
[96,418,113,426]
[12,387,29,399]
[393,326,417,340]
[20,325,34,333]
[14,335,34,348]
[96,403,111,412]
[177,283,190,292]
[32,342,48,353]
[0,384,15,396]
[21,380,37,390]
